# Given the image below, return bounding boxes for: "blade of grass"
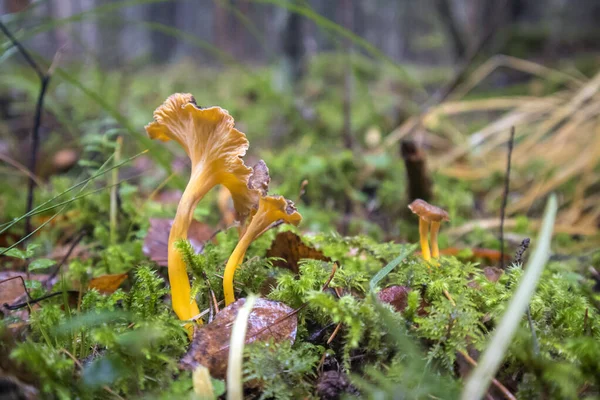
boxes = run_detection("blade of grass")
[369,244,418,292]
[461,194,557,400]
[0,176,139,230]
[109,137,122,245]
[227,295,257,400]
[0,151,146,243]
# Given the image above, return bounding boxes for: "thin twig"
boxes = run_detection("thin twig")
[0,275,34,306]
[44,231,87,290]
[25,75,51,242]
[443,289,456,307]
[0,153,43,186]
[5,290,79,311]
[499,127,515,269]
[327,322,343,344]
[458,350,517,400]
[0,21,52,247]
[0,22,45,79]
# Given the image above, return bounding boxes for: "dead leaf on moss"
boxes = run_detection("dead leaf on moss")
[483,267,503,282]
[180,297,297,378]
[88,273,128,294]
[0,271,48,308]
[378,285,429,316]
[143,218,215,266]
[378,286,411,313]
[266,231,330,274]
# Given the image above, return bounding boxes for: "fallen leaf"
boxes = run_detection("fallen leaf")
[143,218,215,266]
[378,286,411,313]
[180,297,297,378]
[0,271,48,307]
[88,273,128,294]
[483,267,503,283]
[266,231,331,274]
[378,285,429,316]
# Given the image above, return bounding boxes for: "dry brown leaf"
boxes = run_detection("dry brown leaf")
[88,273,128,294]
[378,286,411,313]
[180,297,297,378]
[378,285,430,316]
[266,231,331,274]
[482,267,504,283]
[0,271,48,308]
[143,218,215,266]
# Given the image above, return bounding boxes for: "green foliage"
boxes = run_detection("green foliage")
[244,340,323,400]
[10,342,75,400]
[9,265,189,398]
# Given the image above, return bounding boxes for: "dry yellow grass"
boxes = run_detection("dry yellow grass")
[386,55,600,237]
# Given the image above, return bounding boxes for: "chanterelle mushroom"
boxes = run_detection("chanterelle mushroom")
[145,94,262,325]
[223,195,302,305]
[408,199,449,262]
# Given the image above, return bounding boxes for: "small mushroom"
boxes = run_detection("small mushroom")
[145,94,262,324]
[223,195,302,305]
[408,199,449,262]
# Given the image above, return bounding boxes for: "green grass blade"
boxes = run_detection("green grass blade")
[0,151,145,239]
[369,243,418,292]
[461,194,558,400]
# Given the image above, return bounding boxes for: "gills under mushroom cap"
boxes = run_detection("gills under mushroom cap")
[408,199,450,223]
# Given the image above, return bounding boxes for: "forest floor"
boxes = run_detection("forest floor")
[1,49,600,399]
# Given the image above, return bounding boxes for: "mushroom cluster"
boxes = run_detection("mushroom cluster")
[145,94,301,328]
[408,199,449,263]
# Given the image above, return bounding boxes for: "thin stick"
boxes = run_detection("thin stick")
[499,127,515,269]
[0,275,34,305]
[109,137,123,245]
[443,289,456,307]
[327,322,343,345]
[44,230,87,289]
[459,350,516,400]
[24,75,50,243]
[0,22,52,244]
[0,22,45,79]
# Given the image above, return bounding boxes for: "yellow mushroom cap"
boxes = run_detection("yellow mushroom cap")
[408,199,450,222]
[250,195,302,233]
[145,93,260,222]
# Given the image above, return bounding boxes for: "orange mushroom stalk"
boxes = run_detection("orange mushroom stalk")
[145,94,261,324]
[223,196,302,305]
[408,199,449,263]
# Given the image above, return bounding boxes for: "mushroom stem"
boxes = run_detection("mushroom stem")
[430,220,441,259]
[418,217,431,262]
[223,196,301,305]
[169,178,213,325]
[223,232,255,306]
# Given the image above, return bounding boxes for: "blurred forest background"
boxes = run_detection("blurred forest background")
[2,2,600,398]
[1,0,600,240]
[3,0,600,66]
